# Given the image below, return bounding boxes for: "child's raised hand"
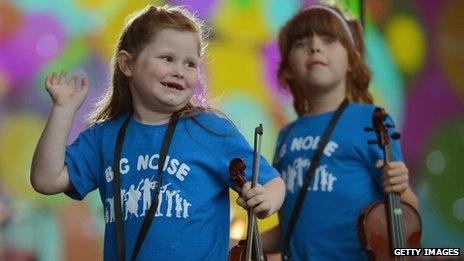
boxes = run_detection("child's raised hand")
[45,71,89,113]
[376,160,409,195]
[236,181,272,219]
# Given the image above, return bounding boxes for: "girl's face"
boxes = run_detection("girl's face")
[128,28,200,113]
[286,33,349,96]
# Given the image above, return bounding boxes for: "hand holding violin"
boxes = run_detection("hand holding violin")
[376,160,410,194]
[236,182,273,219]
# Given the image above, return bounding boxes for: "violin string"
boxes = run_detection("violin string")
[396,195,403,247]
[386,145,398,250]
[389,143,407,248]
[390,193,399,249]
[398,195,407,247]
[396,194,407,261]
[387,144,405,251]
[396,194,404,247]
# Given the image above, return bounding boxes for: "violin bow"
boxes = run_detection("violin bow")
[245,124,264,261]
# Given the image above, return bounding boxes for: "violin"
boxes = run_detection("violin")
[358,107,422,260]
[228,124,267,261]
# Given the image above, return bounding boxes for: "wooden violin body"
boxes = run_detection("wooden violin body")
[358,200,422,260]
[229,240,268,261]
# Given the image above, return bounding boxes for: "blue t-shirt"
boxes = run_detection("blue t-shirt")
[65,111,280,261]
[273,103,403,261]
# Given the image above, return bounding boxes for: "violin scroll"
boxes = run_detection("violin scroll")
[365,108,401,147]
[229,158,247,190]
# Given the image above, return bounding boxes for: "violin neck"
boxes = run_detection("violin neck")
[385,144,407,249]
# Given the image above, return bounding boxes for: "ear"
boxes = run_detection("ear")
[281,68,294,81]
[118,50,133,77]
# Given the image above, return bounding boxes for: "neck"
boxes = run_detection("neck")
[133,105,174,125]
[302,83,347,116]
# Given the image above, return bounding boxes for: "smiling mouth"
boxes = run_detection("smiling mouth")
[161,81,184,91]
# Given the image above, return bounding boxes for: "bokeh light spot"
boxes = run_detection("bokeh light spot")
[452,198,464,222]
[385,13,425,75]
[426,150,445,175]
[36,34,59,58]
[423,121,464,232]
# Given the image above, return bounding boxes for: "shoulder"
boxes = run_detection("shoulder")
[340,103,379,125]
[345,103,398,126]
[192,110,233,124]
[345,102,377,116]
[82,114,129,138]
[186,110,237,135]
[277,119,298,137]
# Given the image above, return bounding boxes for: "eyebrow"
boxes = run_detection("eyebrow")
[157,50,197,57]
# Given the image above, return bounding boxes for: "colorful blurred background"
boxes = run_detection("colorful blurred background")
[0,0,463,259]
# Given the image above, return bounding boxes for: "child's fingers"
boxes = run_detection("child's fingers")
[382,164,408,182]
[382,174,408,189]
[240,182,251,194]
[380,161,407,171]
[50,72,58,85]
[68,74,78,87]
[245,194,265,208]
[58,71,67,84]
[382,168,408,181]
[376,159,401,168]
[236,197,247,209]
[386,161,406,168]
[384,182,408,194]
[44,74,51,89]
[252,201,271,215]
[241,183,264,200]
[80,76,89,92]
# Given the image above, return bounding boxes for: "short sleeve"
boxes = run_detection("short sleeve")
[64,125,102,200]
[272,123,294,170]
[212,117,280,188]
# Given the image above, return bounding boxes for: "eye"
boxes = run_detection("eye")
[294,39,308,48]
[322,36,337,44]
[185,61,197,69]
[160,56,173,62]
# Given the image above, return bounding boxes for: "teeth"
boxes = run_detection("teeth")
[162,82,182,90]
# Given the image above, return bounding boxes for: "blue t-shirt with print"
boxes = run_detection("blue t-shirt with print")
[65,111,280,261]
[273,103,403,261]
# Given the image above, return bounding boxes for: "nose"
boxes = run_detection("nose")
[309,37,321,54]
[172,64,184,79]
[310,46,320,53]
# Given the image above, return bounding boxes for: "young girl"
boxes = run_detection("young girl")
[260,4,419,260]
[30,5,285,261]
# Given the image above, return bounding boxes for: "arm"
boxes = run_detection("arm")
[400,187,419,211]
[261,225,281,253]
[30,71,88,195]
[237,176,285,219]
